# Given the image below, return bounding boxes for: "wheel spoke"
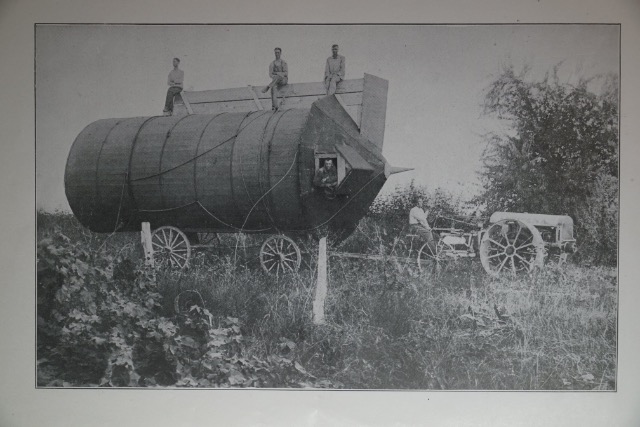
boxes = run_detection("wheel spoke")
[511,257,516,274]
[171,252,187,261]
[516,242,534,251]
[512,224,522,246]
[488,238,506,249]
[170,231,180,248]
[487,252,505,260]
[514,252,532,267]
[282,261,294,272]
[276,262,281,277]
[266,260,277,272]
[496,256,509,273]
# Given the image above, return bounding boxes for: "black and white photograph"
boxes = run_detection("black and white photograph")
[33,23,620,392]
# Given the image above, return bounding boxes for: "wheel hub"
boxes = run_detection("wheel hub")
[505,245,515,256]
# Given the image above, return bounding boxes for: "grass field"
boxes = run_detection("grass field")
[36,211,617,389]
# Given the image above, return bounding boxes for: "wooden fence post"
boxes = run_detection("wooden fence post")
[141,222,154,267]
[313,236,328,325]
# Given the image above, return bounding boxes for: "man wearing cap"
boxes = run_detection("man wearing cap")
[163,57,184,116]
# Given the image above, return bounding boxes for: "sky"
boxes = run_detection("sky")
[35,24,619,212]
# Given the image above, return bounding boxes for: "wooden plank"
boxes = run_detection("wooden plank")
[329,251,418,264]
[360,74,389,150]
[180,78,364,104]
[180,92,194,114]
[248,86,264,110]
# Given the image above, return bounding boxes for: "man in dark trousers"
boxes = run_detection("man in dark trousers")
[163,57,184,116]
[324,44,345,95]
[262,47,288,110]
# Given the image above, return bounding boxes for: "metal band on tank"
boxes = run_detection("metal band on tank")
[229,111,263,230]
[158,115,192,210]
[94,120,122,218]
[259,109,291,231]
[126,116,161,214]
[193,113,226,204]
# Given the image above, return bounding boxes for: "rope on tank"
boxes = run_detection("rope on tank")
[129,111,268,182]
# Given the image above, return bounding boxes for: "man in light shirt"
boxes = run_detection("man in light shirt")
[324,44,345,96]
[163,57,184,116]
[262,47,288,110]
[409,198,436,253]
[313,159,338,198]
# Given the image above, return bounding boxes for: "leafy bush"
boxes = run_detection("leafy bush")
[37,228,331,388]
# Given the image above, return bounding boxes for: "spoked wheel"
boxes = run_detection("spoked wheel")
[479,219,544,277]
[151,226,191,269]
[260,235,301,277]
[417,242,443,274]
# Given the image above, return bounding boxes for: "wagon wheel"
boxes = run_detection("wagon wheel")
[479,219,544,277]
[260,235,301,276]
[151,226,191,269]
[417,242,443,274]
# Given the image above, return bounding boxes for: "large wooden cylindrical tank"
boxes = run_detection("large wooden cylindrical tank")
[65,94,391,235]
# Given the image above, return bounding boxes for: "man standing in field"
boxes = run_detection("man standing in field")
[262,47,288,110]
[324,44,345,95]
[163,57,184,116]
[409,198,436,254]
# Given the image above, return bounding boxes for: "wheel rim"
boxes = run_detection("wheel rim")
[480,220,543,276]
[417,242,442,273]
[151,226,191,269]
[260,235,301,276]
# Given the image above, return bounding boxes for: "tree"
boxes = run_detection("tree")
[478,65,618,265]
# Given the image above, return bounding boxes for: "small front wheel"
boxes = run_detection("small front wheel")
[417,242,442,274]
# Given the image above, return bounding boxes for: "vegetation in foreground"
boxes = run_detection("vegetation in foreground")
[37,211,617,390]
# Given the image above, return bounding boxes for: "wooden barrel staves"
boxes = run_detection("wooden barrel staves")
[65,74,402,238]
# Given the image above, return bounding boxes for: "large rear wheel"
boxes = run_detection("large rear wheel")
[479,219,544,276]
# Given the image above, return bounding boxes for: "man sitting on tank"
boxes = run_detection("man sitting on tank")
[409,198,437,254]
[163,57,184,116]
[313,159,338,197]
[262,47,288,110]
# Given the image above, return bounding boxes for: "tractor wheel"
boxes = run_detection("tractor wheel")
[479,219,544,276]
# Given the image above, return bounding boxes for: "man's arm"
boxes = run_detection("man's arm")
[269,61,275,79]
[174,71,184,88]
[282,60,288,78]
[418,211,431,229]
[338,56,345,79]
[324,58,330,79]
[313,169,324,187]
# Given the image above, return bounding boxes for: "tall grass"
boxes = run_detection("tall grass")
[37,211,616,389]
